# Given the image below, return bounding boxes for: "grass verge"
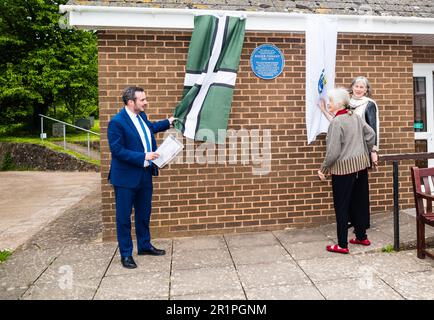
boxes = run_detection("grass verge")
[0,137,100,166]
[0,250,12,263]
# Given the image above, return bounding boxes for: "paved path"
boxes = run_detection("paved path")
[1,185,433,300]
[52,141,100,161]
[0,171,100,251]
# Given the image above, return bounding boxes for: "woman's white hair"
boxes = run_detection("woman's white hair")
[328,87,350,107]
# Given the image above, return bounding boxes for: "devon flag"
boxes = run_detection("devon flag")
[173,14,246,144]
[305,16,337,144]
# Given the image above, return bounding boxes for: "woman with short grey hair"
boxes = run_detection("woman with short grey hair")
[318,88,376,254]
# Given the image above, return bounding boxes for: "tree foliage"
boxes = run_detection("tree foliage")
[0,0,98,131]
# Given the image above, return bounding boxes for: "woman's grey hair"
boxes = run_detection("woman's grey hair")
[349,76,372,97]
[122,86,144,105]
[328,87,350,107]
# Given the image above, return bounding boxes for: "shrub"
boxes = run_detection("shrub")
[0,151,14,170]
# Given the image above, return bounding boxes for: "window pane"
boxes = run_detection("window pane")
[415,140,428,168]
[413,77,427,132]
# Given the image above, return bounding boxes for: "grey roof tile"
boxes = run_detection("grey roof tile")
[65,0,434,18]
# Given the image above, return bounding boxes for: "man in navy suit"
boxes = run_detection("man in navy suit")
[108,86,175,269]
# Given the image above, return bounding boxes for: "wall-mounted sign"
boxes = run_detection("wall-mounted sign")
[250,44,285,80]
[414,121,424,130]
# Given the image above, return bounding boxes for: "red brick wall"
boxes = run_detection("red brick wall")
[98,30,415,241]
[413,46,434,63]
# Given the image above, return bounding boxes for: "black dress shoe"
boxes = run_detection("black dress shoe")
[138,246,166,256]
[121,256,137,269]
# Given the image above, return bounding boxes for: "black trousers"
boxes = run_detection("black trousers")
[332,169,370,248]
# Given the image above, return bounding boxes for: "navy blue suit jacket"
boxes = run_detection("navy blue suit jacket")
[107,108,170,188]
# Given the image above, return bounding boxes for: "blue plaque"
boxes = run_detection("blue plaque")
[250,44,285,80]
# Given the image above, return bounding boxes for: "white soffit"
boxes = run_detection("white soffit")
[59,5,434,36]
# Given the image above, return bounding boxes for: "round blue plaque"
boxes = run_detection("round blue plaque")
[250,44,285,80]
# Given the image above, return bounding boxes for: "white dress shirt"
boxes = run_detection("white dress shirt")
[125,107,152,167]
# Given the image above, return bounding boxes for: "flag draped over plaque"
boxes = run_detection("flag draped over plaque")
[173,14,246,144]
[305,16,338,144]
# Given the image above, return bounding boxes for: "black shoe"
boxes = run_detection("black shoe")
[121,256,137,269]
[138,246,166,256]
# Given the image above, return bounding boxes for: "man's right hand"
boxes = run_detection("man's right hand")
[145,152,160,161]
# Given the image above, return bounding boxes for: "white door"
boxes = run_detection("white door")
[413,64,434,167]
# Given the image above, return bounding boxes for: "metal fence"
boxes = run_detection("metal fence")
[39,114,100,158]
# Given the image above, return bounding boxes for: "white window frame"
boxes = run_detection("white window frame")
[414,63,434,167]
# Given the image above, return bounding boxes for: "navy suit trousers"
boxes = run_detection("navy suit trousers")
[114,167,153,258]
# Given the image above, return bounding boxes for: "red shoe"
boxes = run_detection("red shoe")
[326,244,349,254]
[349,238,371,246]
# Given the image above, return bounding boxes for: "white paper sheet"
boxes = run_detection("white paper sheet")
[153,134,184,168]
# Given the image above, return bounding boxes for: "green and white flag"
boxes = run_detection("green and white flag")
[173,14,246,144]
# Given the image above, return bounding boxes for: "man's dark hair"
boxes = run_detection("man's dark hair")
[122,86,144,105]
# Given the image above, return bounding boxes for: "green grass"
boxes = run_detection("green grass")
[0,137,100,166]
[0,250,12,263]
[45,119,100,143]
[381,244,395,253]
[0,119,100,166]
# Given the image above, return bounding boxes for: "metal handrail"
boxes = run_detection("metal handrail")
[39,114,100,158]
[380,152,434,251]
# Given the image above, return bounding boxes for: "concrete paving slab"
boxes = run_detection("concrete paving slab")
[245,283,325,300]
[22,277,101,300]
[273,228,330,244]
[316,223,338,239]
[106,252,171,277]
[347,229,394,254]
[384,222,434,245]
[0,207,69,250]
[17,193,102,251]
[94,272,169,300]
[281,240,337,260]
[36,257,110,284]
[170,266,242,296]
[380,270,434,300]
[171,289,246,300]
[381,220,418,242]
[172,248,233,270]
[0,247,60,290]
[367,212,393,227]
[0,172,99,251]
[173,235,227,252]
[237,261,310,289]
[2,172,434,302]
[321,228,395,255]
[230,245,293,265]
[225,232,280,248]
[105,240,171,277]
[317,212,399,242]
[354,251,433,276]
[315,276,403,300]
[297,255,363,282]
[56,242,118,262]
[0,287,28,300]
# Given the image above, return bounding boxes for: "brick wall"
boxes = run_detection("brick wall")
[413,46,434,63]
[98,30,415,241]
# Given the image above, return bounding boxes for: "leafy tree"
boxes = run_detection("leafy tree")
[0,0,98,132]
